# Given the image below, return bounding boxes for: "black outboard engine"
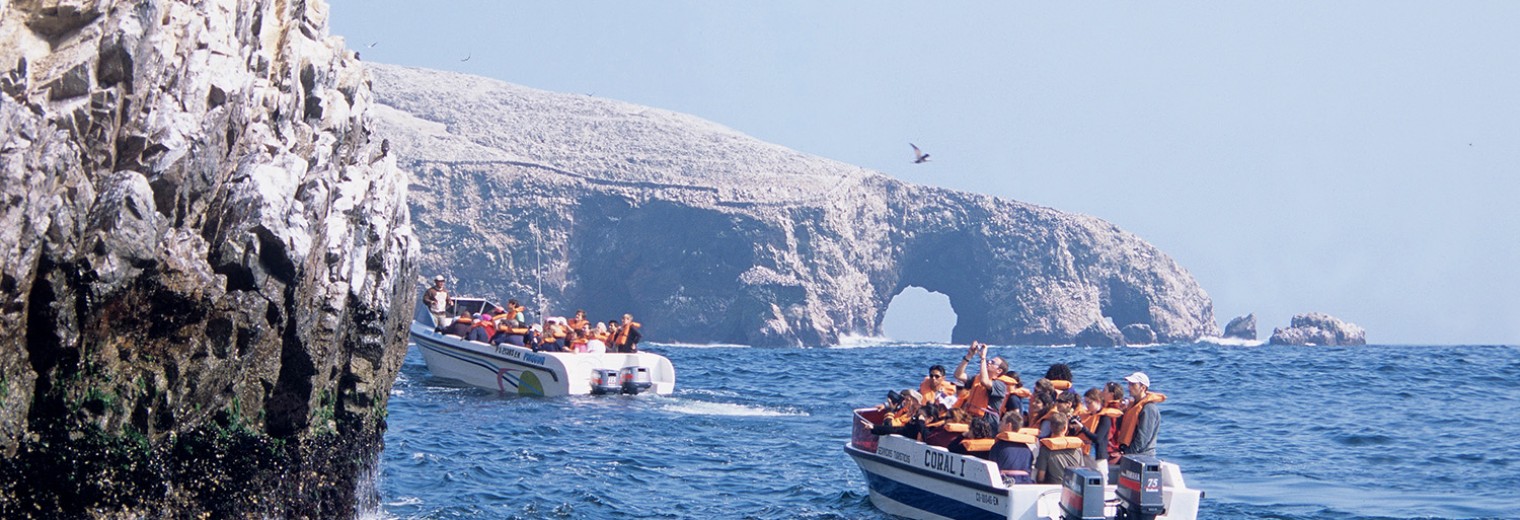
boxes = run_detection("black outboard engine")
[619,366,652,394]
[1116,455,1166,520]
[1060,467,1105,520]
[590,369,622,395]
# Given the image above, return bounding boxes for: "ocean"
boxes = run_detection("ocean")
[369,341,1520,519]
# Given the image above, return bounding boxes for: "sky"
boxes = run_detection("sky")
[329,1,1520,346]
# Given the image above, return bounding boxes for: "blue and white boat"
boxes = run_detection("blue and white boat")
[408,298,675,396]
[845,408,1202,520]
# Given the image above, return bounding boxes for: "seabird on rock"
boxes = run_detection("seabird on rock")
[910,143,930,164]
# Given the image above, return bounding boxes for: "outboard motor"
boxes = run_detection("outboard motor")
[1060,467,1105,520]
[1116,455,1166,520]
[619,366,652,394]
[590,369,622,395]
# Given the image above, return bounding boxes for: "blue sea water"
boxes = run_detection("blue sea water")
[370,342,1520,519]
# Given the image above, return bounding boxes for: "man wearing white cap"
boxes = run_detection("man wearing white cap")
[424,275,454,328]
[1117,371,1166,458]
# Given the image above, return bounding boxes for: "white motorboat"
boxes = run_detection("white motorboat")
[408,298,674,396]
[845,408,1202,520]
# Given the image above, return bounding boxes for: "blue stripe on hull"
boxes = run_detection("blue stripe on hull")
[846,445,1007,520]
[861,471,1006,520]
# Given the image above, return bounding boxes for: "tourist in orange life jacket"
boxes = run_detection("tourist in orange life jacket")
[1072,387,1122,477]
[1038,391,1081,439]
[1035,412,1092,484]
[869,389,927,439]
[952,341,1014,421]
[1043,363,1075,394]
[614,314,642,353]
[919,365,957,406]
[567,309,590,332]
[989,410,1035,485]
[466,314,493,343]
[1118,371,1165,457]
[1002,370,1030,416]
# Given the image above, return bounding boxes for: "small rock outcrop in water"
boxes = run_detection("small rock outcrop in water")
[0,0,416,517]
[1121,323,1158,345]
[1075,319,1125,347]
[1224,313,1257,340]
[368,64,1219,346]
[1268,313,1367,346]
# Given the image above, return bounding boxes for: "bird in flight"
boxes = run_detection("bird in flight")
[366,41,378,48]
[910,143,930,164]
[461,53,471,62]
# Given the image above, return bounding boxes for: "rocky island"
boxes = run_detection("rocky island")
[1,0,415,516]
[1269,313,1367,346]
[369,64,1220,346]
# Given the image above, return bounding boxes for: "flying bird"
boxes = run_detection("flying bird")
[461,53,471,62]
[910,143,930,164]
[366,41,378,48]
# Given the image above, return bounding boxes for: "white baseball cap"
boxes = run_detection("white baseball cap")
[1124,371,1150,387]
[433,275,445,282]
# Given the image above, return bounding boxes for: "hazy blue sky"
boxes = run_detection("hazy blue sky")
[330,1,1520,345]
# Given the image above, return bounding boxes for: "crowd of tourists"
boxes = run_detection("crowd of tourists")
[423,275,643,353]
[866,341,1164,486]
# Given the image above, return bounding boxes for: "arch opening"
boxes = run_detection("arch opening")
[881,286,956,344]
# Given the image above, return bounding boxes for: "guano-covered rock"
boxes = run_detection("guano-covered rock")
[369,63,1217,347]
[0,0,416,516]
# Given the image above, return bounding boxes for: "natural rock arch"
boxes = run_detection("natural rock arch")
[372,63,1218,346]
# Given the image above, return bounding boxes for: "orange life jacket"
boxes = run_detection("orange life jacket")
[1117,392,1167,446]
[961,438,996,452]
[920,377,956,402]
[941,422,970,434]
[567,317,589,331]
[1039,436,1084,451]
[996,431,1037,444]
[1009,387,1033,399]
[613,321,641,346]
[1079,407,1122,454]
[958,374,1018,417]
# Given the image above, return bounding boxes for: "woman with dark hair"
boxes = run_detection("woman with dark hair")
[1073,387,1122,476]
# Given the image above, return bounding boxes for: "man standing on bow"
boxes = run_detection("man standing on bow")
[424,275,454,328]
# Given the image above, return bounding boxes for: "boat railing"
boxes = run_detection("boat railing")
[851,408,886,453]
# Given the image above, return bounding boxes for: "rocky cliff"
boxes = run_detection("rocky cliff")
[0,0,415,517]
[369,64,1216,346]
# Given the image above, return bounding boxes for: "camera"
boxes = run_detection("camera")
[886,390,904,408]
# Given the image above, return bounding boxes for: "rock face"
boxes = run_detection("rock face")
[1268,313,1366,346]
[1224,313,1257,340]
[369,64,1218,346]
[0,1,416,517]
[1075,319,1125,347]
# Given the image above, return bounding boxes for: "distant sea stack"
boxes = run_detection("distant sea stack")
[1224,313,1257,340]
[1,0,416,517]
[1268,313,1367,346]
[367,63,1219,346]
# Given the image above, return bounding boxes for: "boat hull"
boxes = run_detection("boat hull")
[846,409,1201,520]
[409,321,675,396]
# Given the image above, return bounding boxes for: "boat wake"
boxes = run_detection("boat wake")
[658,398,808,417]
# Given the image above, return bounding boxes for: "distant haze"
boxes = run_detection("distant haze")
[331,1,1520,345]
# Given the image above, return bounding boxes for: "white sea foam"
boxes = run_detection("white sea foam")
[659,399,808,417]
[1198,336,1266,347]
[647,341,750,349]
[384,496,423,507]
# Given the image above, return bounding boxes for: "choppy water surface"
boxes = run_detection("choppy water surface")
[374,342,1520,519]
